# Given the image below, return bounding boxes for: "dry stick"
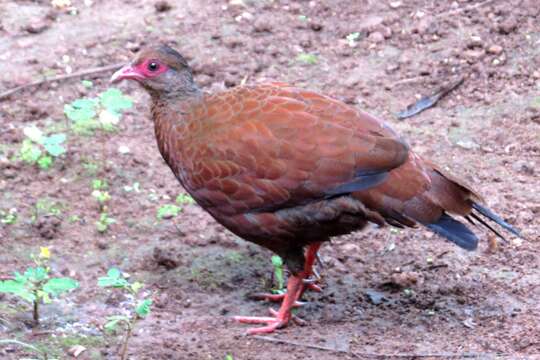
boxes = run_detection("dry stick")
[0,62,124,101]
[252,335,348,353]
[435,0,497,18]
[253,336,511,359]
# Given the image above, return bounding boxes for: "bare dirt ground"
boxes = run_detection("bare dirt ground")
[1,0,539,359]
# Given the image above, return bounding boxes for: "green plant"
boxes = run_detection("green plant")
[0,247,79,326]
[19,126,66,170]
[98,268,153,360]
[81,79,93,88]
[96,212,115,233]
[92,179,108,190]
[64,88,133,135]
[0,339,52,360]
[346,32,360,47]
[0,208,17,225]
[32,198,64,223]
[271,255,285,294]
[157,204,181,220]
[296,52,318,65]
[91,179,110,211]
[176,193,195,205]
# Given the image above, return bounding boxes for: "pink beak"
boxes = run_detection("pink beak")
[110,64,145,83]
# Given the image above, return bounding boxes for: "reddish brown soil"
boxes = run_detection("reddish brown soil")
[1,0,539,359]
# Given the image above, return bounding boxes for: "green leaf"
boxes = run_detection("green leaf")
[23,126,43,143]
[225,355,234,360]
[20,139,42,164]
[0,279,35,302]
[81,80,93,88]
[104,315,130,332]
[157,204,181,220]
[64,98,98,123]
[24,267,48,282]
[130,281,143,294]
[296,53,318,65]
[41,133,66,157]
[43,277,79,296]
[271,255,283,267]
[271,255,284,291]
[37,155,53,169]
[98,268,128,288]
[99,88,133,114]
[176,193,195,205]
[135,299,152,318]
[92,179,108,190]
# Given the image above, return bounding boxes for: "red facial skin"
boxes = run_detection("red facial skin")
[111,59,168,83]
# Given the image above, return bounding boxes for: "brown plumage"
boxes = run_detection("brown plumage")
[111,45,520,334]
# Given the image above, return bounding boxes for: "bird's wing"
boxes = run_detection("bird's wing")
[182,85,409,216]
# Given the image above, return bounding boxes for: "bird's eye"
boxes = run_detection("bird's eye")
[147,61,159,72]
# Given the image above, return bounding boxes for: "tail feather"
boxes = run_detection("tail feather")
[472,203,521,238]
[426,213,478,251]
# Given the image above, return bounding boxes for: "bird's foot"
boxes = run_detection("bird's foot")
[249,292,305,307]
[233,313,290,335]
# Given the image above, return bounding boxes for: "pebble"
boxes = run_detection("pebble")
[24,20,50,34]
[253,18,273,32]
[368,31,385,43]
[467,35,483,49]
[154,0,172,12]
[498,18,518,34]
[487,44,503,55]
[464,49,485,62]
[512,160,535,175]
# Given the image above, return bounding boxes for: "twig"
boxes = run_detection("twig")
[351,351,504,358]
[435,0,498,18]
[252,335,348,353]
[253,336,517,359]
[0,62,124,101]
[0,339,48,360]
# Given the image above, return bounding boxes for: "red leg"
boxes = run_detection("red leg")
[233,271,307,334]
[233,243,324,335]
[248,242,323,304]
[301,242,322,294]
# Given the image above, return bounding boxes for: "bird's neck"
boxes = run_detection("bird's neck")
[151,93,203,184]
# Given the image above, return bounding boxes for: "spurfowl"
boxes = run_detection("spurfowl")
[111,45,520,334]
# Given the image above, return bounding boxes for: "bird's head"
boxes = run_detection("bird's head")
[111,45,199,98]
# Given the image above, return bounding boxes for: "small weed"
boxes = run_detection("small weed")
[98,268,153,360]
[92,179,108,190]
[91,179,110,211]
[81,79,93,88]
[123,182,140,193]
[0,208,17,225]
[96,212,115,233]
[271,255,285,294]
[64,88,133,135]
[176,193,195,205]
[0,339,51,360]
[0,247,79,326]
[296,52,318,65]
[82,159,101,176]
[68,214,81,223]
[346,32,361,47]
[157,204,181,220]
[19,125,66,170]
[32,198,64,223]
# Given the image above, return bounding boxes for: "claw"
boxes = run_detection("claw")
[268,308,306,326]
[233,315,287,335]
